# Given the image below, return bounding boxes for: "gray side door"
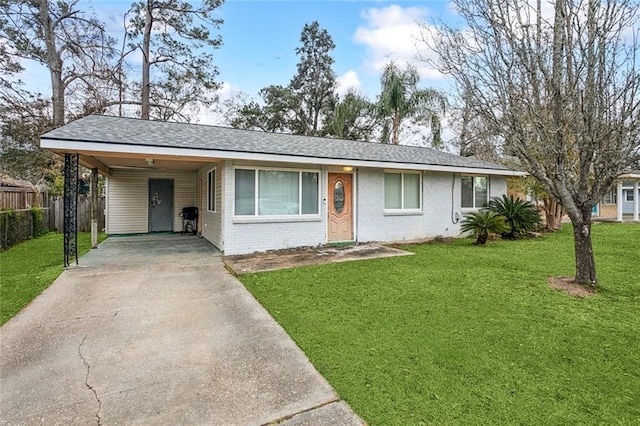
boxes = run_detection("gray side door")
[148,179,174,232]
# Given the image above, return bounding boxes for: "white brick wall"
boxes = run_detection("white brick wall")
[424,171,465,238]
[356,169,462,242]
[220,161,328,255]
[356,169,507,243]
[197,163,509,255]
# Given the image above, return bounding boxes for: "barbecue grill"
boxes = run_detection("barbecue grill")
[180,206,198,235]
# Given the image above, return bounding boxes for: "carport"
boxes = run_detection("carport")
[77,233,222,267]
[42,144,218,265]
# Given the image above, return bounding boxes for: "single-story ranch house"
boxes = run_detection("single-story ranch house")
[41,115,524,255]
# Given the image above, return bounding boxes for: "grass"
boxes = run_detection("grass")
[241,223,640,425]
[0,232,106,325]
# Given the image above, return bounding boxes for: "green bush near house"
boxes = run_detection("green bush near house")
[488,194,542,239]
[460,210,509,245]
[29,207,47,238]
[242,223,640,425]
[0,232,106,325]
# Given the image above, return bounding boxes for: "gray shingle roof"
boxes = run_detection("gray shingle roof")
[42,115,509,171]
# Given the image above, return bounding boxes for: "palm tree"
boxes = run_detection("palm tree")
[460,211,510,245]
[488,195,541,239]
[378,61,446,146]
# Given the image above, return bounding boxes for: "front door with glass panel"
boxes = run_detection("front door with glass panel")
[328,173,353,242]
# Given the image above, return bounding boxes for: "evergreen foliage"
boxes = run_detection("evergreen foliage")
[488,195,541,239]
[460,210,509,245]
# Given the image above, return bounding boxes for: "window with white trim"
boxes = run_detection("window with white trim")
[234,168,319,216]
[461,176,488,208]
[603,188,617,204]
[384,172,422,210]
[625,190,634,202]
[207,169,216,212]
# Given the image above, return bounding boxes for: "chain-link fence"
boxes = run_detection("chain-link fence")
[0,208,49,249]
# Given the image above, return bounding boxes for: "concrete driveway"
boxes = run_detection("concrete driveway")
[0,235,362,425]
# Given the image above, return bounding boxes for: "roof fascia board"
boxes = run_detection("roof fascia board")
[40,138,525,177]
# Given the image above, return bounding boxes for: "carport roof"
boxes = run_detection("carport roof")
[41,114,521,175]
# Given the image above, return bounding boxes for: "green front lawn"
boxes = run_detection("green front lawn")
[242,224,640,425]
[0,232,105,325]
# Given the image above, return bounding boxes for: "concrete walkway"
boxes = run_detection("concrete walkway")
[0,235,362,425]
[225,243,413,274]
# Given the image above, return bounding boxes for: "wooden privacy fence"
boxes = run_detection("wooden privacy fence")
[0,196,105,249]
[48,196,106,233]
[0,187,49,210]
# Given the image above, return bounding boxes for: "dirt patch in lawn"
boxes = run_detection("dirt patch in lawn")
[224,243,413,274]
[548,276,598,298]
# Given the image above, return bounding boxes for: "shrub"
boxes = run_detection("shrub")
[488,195,541,240]
[30,207,47,237]
[460,210,510,245]
[0,208,48,249]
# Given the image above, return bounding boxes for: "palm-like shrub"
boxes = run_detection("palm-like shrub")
[460,211,510,245]
[488,195,541,239]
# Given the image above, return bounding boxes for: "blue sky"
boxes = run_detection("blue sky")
[211,1,449,95]
[211,0,453,98]
[19,0,456,125]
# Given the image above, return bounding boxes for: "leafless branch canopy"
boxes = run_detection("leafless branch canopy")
[422,0,640,220]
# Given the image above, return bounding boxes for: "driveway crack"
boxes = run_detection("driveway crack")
[79,335,102,425]
[263,398,340,425]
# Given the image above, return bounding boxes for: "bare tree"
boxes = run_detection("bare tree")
[1,0,116,127]
[448,82,502,158]
[126,0,223,121]
[422,0,640,284]
[450,83,567,230]
[0,85,59,191]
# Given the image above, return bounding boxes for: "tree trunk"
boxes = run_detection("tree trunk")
[571,211,597,285]
[141,2,152,120]
[312,101,320,136]
[39,0,65,127]
[544,197,564,230]
[475,233,488,245]
[391,113,401,144]
[51,70,65,127]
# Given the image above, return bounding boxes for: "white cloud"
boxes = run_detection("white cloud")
[336,70,362,97]
[216,82,242,101]
[194,82,242,125]
[354,5,443,80]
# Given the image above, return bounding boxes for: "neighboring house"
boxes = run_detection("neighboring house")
[40,115,523,255]
[593,171,640,221]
